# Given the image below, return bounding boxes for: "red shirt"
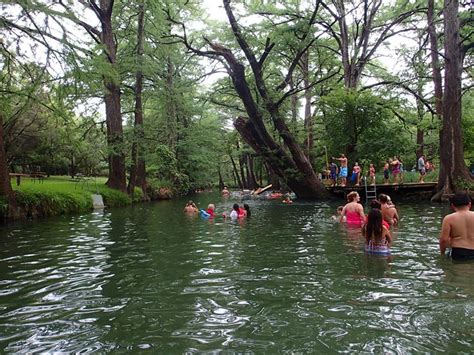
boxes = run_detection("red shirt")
[206,208,215,218]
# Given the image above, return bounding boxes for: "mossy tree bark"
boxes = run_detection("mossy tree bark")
[432,0,473,201]
[128,0,149,200]
[0,113,18,218]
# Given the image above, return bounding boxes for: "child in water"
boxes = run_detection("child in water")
[332,206,346,222]
[206,204,215,218]
[223,203,247,220]
[243,203,251,217]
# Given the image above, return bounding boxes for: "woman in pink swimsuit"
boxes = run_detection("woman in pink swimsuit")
[340,191,366,227]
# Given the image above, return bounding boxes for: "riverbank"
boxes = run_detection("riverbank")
[0,171,449,223]
[0,176,174,222]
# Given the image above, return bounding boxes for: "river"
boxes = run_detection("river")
[0,193,473,353]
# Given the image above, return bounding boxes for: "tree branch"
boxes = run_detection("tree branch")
[361,80,436,115]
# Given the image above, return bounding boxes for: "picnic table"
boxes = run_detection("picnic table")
[9,173,28,186]
[9,172,47,186]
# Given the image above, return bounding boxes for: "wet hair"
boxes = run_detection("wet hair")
[378,194,388,203]
[347,191,359,202]
[370,199,382,209]
[449,193,471,207]
[365,208,383,243]
[244,203,251,217]
[233,203,239,211]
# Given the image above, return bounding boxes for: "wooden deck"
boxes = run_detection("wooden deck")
[328,182,437,200]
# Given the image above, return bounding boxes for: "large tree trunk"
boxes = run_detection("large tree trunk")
[205,1,329,198]
[246,154,258,189]
[301,51,314,159]
[101,1,126,192]
[230,155,243,188]
[165,58,178,152]
[235,116,328,198]
[432,0,472,201]
[427,0,443,117]
[0,113,18,219]
[218,166,224,190]
[128,1,149,200]
[239,154,248,189]
[416,127,424,159]
[289,76,298,132]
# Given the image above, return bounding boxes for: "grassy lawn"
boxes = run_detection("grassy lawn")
[3,175,142,219]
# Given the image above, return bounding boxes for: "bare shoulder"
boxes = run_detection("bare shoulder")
[442,213,455,224]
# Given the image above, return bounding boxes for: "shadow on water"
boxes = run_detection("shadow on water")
[0,193,472,352]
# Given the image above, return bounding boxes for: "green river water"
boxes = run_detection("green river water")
[0,193,473,353]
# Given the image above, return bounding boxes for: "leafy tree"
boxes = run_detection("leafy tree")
[320,89,412,168]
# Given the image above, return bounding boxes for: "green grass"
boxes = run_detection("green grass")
[6,175,143,219]
[373,170,438,184]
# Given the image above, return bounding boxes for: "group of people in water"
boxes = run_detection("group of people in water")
[335,190,474,260]
[329,153,435,187]
[334,192,398,255]
[187,185,474,261]
[184,200,251,220]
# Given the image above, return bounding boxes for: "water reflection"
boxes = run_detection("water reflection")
[0,196,472,352]
[439,258,474,297]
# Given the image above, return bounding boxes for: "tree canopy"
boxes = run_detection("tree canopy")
[0,0,472,210]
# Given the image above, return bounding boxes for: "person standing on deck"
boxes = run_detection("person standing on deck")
[391,156,401,184]
[333,154,348,187]
[439,193,474,260]
[417,155,426,183]
[329,162,338,187]
[350,162,361,186]
[398,158,405,184]
[368,163,376,185]
[383,161,390,185]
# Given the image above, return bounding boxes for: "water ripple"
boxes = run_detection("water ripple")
[0,198,472,352]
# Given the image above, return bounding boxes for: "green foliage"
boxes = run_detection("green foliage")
[176,116,226,189]
[462,91,474,166]
[320,89,413,169]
